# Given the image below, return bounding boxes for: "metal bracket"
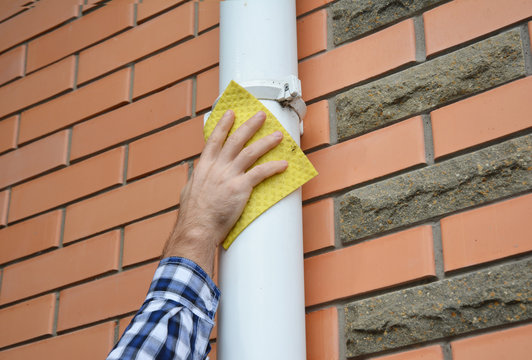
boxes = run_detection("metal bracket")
[207,75,306,135]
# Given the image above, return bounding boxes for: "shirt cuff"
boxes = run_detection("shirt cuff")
[145,257,221,321]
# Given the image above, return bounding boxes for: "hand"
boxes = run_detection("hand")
[162,110,288,276]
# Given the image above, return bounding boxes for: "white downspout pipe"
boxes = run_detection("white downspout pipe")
[215,1,306,359]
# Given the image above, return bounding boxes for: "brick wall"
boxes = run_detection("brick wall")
[0,0,531,359]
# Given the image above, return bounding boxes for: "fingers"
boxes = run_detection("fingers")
[245,160,288,187]
[219,111,266,161]
[232,130,283,172]
[202,110,234,159]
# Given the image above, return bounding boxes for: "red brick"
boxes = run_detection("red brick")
[0,56,76,118]
[63,164,187,243]
[198,0,219,32]
[133,28,219,98]
[0,322,115,360]
[306,307,339,360]
[9,147,124,222]
[370,345,444,360]
[441,194,532,272]
[299,19,416,102]
[26,1,135,73]
[303,117,426,201]
[196,67,219,112]
[0,0,30,23]
[137,0,187,23]
[0,294,55,348]
[70,80,192,160]
[0,210,62,265]
[118,315,135,337]
[57,262,157,331]
[127,117,204,179]
[303,198,335,254]
[296,0,333,16]
[0,115,18,154]
[19,68,131,144]
[77,2,194,84]
[297,10,327,60]
[432,77,532,158]
[0,45,25,86]
[301,100,330,151]
[304,226,435,306]
[0,130,69,189]
[0,0,79,53]
[425,0,532,56]
[451,324,532,360]
[0,230,120,305]
[0,190,8,226]
[123,210,177,267]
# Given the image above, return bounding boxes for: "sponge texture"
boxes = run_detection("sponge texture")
[204,81,318,249]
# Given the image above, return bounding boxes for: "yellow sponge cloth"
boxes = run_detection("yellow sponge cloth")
[204,81,318,250]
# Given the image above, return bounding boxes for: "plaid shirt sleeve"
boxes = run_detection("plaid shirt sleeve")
[106,257,221,360]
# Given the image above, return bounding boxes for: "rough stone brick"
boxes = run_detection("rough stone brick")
[332,0,446,45]
[337,134,531,243]
[335,30,526,140]
[344,258,532,357]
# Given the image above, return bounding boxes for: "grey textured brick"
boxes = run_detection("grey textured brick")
[344,259,532,357]
[335,30,526,140]
[338,134,532,243]
[331,0,445,45]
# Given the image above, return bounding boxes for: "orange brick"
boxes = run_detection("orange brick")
[19,68,131,144]
[432,77,532,158]
[0,0,79,53]
[0,322,115,360]
[133,28,219,98]
[26,1,135,73]
[198,0,219,32]
[306,307,339,360]
[0,190,8,226]
[0,56,76,118]
[127,117,204,179]
[70,80,192,160]
[118,315,135,337]
[303,198,335,254]
[0,210,62,265]
[441,194,532,271]
[196,67,219,112]
[137,0,187,23]
[0,45,25,86]
[63,164,187,243]
[370,345,444,360]
[301,100,330,151]
[304,225,435,306]
[296,0,333,16]
[57,262,157,331]
[451,324,532,360]
[0,230,120,305]
[424,0,532,56]
[77,2,194,84]
[9,147,124,222]
[297,10,327,60]
[123,210,177,266]
[0,294,55,348]
[303,117,426,201]
[299,19,416,102]
[0,115,18,154]
[0,0,30,23]
[0,130,69,189]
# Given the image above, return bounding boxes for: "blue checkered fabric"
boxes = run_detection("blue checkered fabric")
[106,257,220,360]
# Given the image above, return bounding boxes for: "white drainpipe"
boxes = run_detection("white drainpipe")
[209,1,307,359]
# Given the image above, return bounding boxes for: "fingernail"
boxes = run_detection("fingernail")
[256,111,266,119]
[273,131,283,138]
[224,110,233,117]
